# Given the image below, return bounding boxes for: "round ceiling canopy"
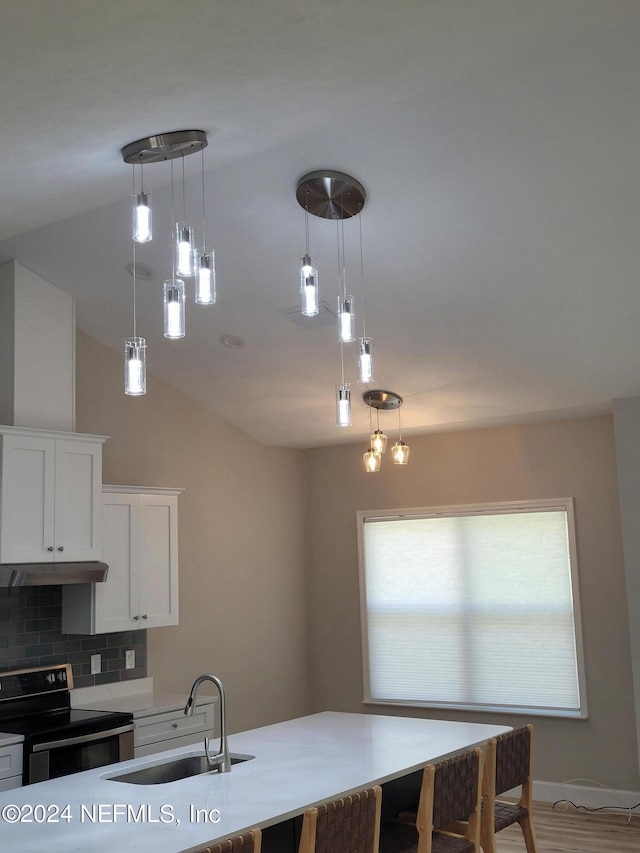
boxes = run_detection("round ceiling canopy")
[121,130,208,164]
[296,170,366,220]
[363,390,403,410]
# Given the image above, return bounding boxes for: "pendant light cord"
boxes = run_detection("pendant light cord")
[131,164,137,338]
[170,159,176,278]
[304,188,310,256]
[336,217,346,385]
[340,215,347,302]
[359,206,366,338]
[201,147,206,252]
[181,153,186,223]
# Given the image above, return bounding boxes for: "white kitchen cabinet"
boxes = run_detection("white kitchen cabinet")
[62,486,181,634]
[133,702,214,758]
[0,426,105,564]
[0,742,23,791]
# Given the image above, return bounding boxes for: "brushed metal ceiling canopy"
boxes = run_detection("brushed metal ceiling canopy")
[121,130,208,164]
[296,170,366,220]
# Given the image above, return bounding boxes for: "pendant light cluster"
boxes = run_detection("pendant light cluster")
[296,170,374,429]
[296,171,410,470]
[121,130,216,395]
[363,390,410,471]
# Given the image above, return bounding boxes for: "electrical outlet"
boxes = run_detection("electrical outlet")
[90,654,101,675]
[125,649,135,669]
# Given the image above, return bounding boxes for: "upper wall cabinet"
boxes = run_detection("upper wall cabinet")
[0,426,106,564]
[62,486,181,635]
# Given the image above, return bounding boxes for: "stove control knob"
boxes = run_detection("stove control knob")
[46,673,55,684]
[57,671,66,682]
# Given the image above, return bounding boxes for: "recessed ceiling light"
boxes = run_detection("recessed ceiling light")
[219,334,246,349]
[126,262,155,279]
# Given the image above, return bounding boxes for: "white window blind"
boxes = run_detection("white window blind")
[358,499,587,717]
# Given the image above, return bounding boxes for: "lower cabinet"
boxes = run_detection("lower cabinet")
[0,742,23,791]
[62,485,182,634]
[133,702,215,758]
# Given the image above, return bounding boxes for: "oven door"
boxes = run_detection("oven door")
[28,724,134,784]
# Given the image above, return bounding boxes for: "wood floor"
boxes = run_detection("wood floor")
[493,801,640,853]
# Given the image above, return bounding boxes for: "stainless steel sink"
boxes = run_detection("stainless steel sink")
[106,752,254,785]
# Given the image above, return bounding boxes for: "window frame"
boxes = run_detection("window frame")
[357,498,588,719]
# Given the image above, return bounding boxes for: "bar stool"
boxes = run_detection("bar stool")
[380,748,483,853]
[194,828,262,853]
[298,785,382,853]
[480,725,538,853]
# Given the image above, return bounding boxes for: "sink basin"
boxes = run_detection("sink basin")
[106,752,255,785]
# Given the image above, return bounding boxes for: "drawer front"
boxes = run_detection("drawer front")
[0,775,22,792]
[134,704,214,749]
[134,730,210,758]
[0,745,22,781]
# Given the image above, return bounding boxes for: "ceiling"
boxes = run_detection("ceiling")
[1,1,640,448]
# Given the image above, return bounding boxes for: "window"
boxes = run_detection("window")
[358,499,587,718]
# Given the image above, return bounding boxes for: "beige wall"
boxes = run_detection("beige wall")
[73,334,639,788]
[75,330,310,733]
[305,415,640,789]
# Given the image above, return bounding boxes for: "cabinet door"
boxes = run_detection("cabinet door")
[0,434,55,562]
[93,494,139,633]
[62,488,180,634]
[53,439,102,561]
[137,494,179,628]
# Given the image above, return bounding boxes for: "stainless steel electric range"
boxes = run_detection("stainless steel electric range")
[0,663,134,784]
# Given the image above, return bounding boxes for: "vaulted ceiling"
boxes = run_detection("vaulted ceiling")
[1,1,640,447]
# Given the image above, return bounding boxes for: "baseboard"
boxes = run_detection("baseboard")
[529,780,640,811]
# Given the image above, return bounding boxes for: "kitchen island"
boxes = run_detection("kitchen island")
[0,711,511,853]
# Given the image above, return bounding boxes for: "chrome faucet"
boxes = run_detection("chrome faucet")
[184,674,231,773]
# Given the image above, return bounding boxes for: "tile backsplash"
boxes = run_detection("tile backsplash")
[0,586,146,687]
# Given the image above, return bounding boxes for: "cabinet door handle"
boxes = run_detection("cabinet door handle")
[47,546,54,552]
[142,614,148,620]
[57,546,64,552]
[133,615,139,621]
[172,722,178,728]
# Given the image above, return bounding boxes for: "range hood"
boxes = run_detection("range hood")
[0,561,109,588]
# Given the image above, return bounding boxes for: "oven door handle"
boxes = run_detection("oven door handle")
[31,723,134,752]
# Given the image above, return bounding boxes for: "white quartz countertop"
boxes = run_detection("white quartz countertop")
[74,691,214,717]
[0,711,511,853]
[0,732,23,747]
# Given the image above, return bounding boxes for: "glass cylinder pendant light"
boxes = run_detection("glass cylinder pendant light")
[163,279,185,338]
[358,336,373,383]
[336,382,351,427]
[175,223,194,278]
[300,190,319,316]
[175,152,194,277]
[124,337,146,395]
[133,193,152,242]
[195,251,216,304]
[338,295,355,342]
[194,147,216,304]
[132,163,152,243]
[300,254,319,317]
[124,238,146,396]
